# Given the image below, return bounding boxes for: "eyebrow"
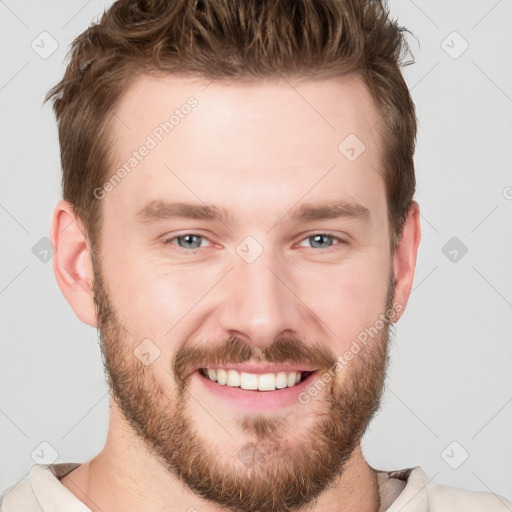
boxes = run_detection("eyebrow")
[135,199,370,224]
[288,200,370,222]
[136,200,232,223]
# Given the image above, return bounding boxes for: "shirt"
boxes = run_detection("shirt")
[1,463,511,511]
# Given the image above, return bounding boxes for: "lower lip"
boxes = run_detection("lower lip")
[192,371,318,411]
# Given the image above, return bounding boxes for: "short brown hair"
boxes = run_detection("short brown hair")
[45,0,416,253]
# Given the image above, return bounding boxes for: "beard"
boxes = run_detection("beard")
[93,261,394,512]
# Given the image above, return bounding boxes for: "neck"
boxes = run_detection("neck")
[60,404,380,512]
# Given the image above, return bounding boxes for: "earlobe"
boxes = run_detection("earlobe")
[51,200,97,327]
[391,201,421,322]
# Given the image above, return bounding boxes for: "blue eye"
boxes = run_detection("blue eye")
[165,234,210,251]
[299,233,343,250]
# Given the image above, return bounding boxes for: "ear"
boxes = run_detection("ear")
[51,200,97,327]
[391,201,421,322]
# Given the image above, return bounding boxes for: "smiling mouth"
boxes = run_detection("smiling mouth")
[198,368,315,392]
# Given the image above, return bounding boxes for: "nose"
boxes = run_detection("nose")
[215,244,304,349]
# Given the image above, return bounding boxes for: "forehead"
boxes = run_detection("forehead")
[104,73,385,224]
[111,72,381,152]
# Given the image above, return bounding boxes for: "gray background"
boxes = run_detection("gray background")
[1,0,511,503]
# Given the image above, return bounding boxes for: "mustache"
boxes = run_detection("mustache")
[173,336,337,386]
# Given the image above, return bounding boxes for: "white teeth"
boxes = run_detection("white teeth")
[217,369,227,385]
[240,372,258,390]
[258,373,275,391]
[203,368,305,391]
[275,372,288,389]
[226,369,241,387]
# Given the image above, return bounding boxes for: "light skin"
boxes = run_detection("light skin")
[52,74,420,512]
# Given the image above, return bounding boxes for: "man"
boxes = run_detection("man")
[2,0,510,511]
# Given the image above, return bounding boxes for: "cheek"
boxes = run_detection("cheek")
[101,250,222,345]
[294,255,391,350]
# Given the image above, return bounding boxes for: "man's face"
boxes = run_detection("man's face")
[93,75,396,511]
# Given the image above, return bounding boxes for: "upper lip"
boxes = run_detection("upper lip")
[197,363,317,374]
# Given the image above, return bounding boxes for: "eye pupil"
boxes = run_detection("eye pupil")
[311,234,332,249]
[179,234,202,249]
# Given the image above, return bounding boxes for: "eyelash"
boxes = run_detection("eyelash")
[163,233,346,255]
